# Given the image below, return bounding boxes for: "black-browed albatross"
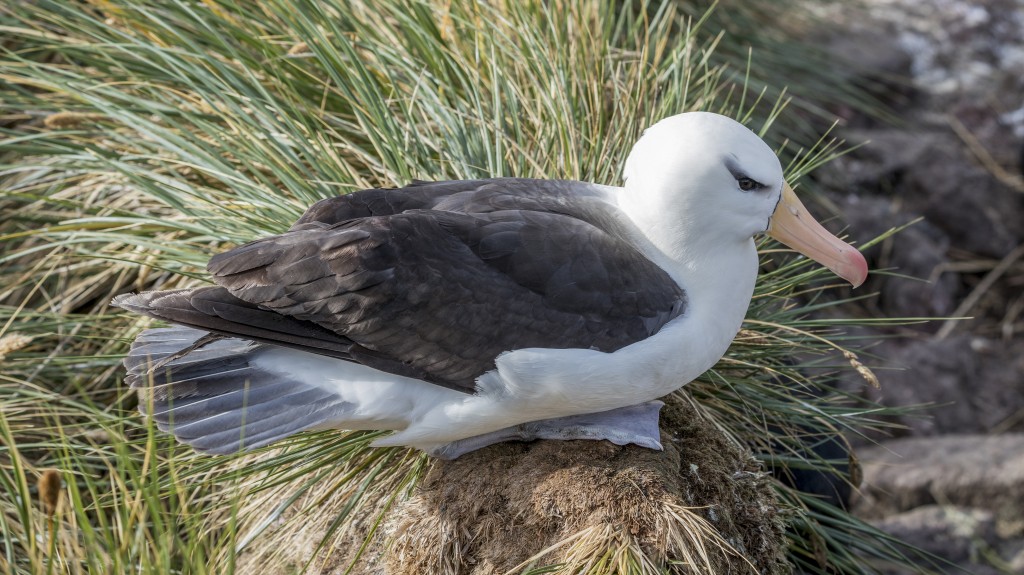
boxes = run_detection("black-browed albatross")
[114,112,868,459]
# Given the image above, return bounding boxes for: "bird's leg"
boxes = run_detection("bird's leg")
[428,400,664,460]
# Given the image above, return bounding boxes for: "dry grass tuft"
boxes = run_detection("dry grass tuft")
[842,350,880,389]
[42,111,108,129]
[286,41,310,56]
[0,333,32,362]
[36,468,62,517]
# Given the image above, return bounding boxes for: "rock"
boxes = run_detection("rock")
[1009,540,1024,573]
[819,25,916,117]
[836,126,1024,259]
[834,194,957,320]
[870,337,1024,436]
[854,434,1024,522]
[837,130,935,188]
[855,435,1024,573]
[877,224,956,319]
[878,337,979,437]
[859,0,1024,104]
[901,139,1024,258]
[868,505,1012,575]
[961,339,1024,435]
[872,505,994,564]
[1005,540,1024,574]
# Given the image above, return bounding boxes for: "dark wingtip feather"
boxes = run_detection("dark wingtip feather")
[111,290,192,318]
[111,292,151,313]
[110,293,134,309]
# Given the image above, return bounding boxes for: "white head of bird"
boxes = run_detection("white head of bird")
[619,112,867,288]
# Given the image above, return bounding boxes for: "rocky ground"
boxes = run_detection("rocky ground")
[808,1,1024,573]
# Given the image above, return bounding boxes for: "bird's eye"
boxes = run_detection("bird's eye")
[737,177,759,191]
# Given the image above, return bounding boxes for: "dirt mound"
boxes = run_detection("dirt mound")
[345,395,787,574]
[239,394,790,575]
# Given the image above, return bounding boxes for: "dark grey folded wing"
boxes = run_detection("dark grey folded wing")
[203,178,686,392]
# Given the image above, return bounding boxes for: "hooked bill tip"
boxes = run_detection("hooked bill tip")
[836,248,869,288]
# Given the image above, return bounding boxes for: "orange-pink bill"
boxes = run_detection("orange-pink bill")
[767,184,868,288]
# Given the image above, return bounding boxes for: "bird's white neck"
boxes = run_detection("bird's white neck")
[664,237,758,374]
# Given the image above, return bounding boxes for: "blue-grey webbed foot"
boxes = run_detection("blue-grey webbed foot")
[429,400,665,460]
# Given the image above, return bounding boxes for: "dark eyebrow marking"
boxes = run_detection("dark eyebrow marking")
[723,156,748,180]
[723,156,768,191]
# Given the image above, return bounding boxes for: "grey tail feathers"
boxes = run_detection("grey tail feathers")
[126,326,351,455]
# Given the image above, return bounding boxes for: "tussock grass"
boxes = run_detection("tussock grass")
[2,1,934,573]
[510,505,744,575]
